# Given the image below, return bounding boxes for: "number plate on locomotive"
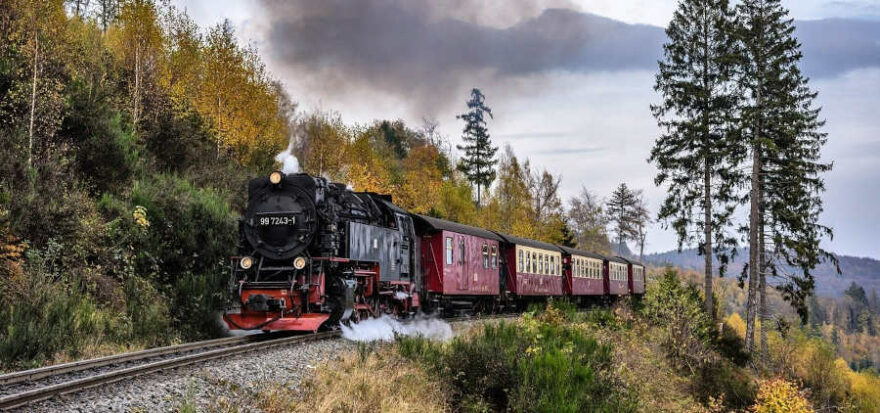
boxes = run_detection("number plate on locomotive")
[256,214,296,226]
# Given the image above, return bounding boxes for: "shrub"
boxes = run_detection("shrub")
[398,318,635,412]
[642,268,715,374]
[751,377,813,413]
[0,246,111,366]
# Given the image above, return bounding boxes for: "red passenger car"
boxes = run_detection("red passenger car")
[618,257,646,295]
[606,256,630,295]
[559,246,607,297]
[496,233,564,296]
[413,215,502,311]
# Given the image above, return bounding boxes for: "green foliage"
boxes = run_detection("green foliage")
[0,246,111,366]
[398,318,636,413]
[127,174,236,279]
[456,88,497,204]
[60,84,139,194]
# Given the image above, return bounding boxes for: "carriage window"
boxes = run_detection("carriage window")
[551,256,556,275]
[525,251,531,273]
[518,249,524,272]
[445,237,453,265]
[491,245,498,269]
[482,243,489,269]
[531,252,537,273]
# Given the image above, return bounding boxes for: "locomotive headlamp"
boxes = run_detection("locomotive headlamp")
[239,256,254,270]
[269,171,283,184]
[293,256,307,270]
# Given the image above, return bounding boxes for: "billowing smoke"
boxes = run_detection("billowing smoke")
[274,139,300,174]
[256,0,664,117]
[340,315,454,342]
[256,0,877,118]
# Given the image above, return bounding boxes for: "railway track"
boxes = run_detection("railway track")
[0,314,514,411]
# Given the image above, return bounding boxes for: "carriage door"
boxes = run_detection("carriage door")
[396,214,412,278]
[457,236,469,291]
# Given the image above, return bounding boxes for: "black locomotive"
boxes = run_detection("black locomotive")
[224,171,419,332]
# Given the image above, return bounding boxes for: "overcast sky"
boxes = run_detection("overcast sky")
[174,0,880,259]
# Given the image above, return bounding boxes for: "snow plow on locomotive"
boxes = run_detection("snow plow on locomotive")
[222,171,645,333]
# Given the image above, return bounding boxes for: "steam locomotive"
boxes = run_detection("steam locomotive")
[222,171,646,332]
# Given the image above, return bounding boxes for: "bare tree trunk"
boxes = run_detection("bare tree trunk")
[759,220,768,367]
[746,143,761,352]
[133,44,140,132]
[216,94,221,159]
[27,30,40,169]
[704,155,714,316]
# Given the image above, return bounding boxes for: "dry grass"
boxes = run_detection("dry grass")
[598,322,706,412]
[206,345,450,413]
[290,347,449,413]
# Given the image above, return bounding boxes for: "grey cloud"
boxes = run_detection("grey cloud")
[258,0,879,115]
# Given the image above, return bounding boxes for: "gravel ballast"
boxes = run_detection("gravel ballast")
[14,317,502,412]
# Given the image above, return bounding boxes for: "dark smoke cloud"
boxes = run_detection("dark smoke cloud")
[258,0,880,115]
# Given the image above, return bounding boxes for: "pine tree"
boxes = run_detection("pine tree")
[650,0,744,317]
[737,0,836,353]
[606,183,639,255]
[456,88,497,205]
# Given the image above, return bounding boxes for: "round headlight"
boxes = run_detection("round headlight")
[293,256,307,270]
[269,171,282,184]
[240,256,254,270]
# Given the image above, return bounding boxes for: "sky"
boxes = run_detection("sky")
[172,0,880,259]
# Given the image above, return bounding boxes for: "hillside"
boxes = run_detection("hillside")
[643,248,880,297]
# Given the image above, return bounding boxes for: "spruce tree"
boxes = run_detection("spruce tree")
[456,88,497,205]
[606,183,639,255]
[737,0,836,353]
[650,0,744,316]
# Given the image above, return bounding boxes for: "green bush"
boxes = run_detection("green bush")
[169,272,227,340]
[642,268,715,372]
[398,319,636,412]
[106,174,237,281]
[0,247,111,366]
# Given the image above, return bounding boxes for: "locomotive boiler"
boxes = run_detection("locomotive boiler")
[222,171,420,332]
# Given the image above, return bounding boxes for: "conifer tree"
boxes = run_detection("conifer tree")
[737,0,836,353]
[456,88,497,205]
[650,0,743,316]
[606,183,639,255]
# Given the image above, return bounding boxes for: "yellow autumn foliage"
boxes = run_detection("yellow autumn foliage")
[751,377,813,413]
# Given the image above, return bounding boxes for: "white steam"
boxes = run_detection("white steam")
[275,139,300,174]
[340,315,453,342]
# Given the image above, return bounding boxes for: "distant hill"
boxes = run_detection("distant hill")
[643,248,880,297]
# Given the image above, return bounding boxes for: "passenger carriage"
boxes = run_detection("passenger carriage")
[606,256,630,296]
[412,215,501,313]
[495,233,564,297]
[559,246,607,297]
[617,256,646,295]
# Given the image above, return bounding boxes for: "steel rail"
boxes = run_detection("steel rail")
[0,331,339,411]
[0,335,254,387]
[0,313,517,411]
